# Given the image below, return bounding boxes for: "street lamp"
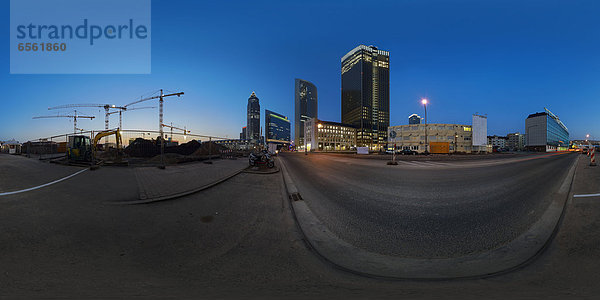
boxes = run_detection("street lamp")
[421,98,429,154]
[455,133,458,153]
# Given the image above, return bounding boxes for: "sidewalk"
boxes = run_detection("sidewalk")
[528,153,600,296]
[131,158,247,203]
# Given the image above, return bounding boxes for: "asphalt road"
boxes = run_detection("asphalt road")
[1,153,598,299]
[280,152,577,258]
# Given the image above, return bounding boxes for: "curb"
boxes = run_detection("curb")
[278,154,579,280]
[113,167,245,205]
[243,166,280,174]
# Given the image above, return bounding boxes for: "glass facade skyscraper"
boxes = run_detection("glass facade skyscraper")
[265,110,290,144]
[341,45,390,148]
[247,92,260,143]
[295,79,317,148]
[525,108,569,152]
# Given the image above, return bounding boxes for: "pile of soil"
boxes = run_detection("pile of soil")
[165,139,201,156]
[125,138,203,158]
[124,138,160,158]
[192,142,227,156]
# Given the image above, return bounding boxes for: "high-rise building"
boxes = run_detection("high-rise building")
[408,114,421,125]
[341,44,390,149]
[525,108,569,152]
[294,79,318,149]
[240,126,247,139]
[472,114,488,152]
[246,92,260,143]
[265,109,291,145]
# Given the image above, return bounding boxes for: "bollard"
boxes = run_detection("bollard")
[591,148,597,166]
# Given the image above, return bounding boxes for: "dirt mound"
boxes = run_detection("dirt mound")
[192,142,227,156]
[165,139,201,156]
[125,138,203,158]
[124,138,159,158]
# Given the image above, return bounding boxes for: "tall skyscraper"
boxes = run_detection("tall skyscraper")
[247,92,260,143]
[294,79,318,148]
[341,45,390,148]
[240,126,247,139]
[265,109,291,144]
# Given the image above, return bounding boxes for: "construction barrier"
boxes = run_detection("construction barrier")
[591,148,596,166]
[220,149,236,159]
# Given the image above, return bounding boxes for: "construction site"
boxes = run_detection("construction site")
[12,89,257,168]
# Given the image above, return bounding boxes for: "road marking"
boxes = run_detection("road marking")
[0,169,87,196]
[573,193,600,198]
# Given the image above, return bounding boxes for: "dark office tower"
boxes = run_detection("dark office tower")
[265,110,291,144]
[247,92,260,142]
[408,114,422,125]
[294,79,318,148]
[240,126,247,139]
[341,45,390,148]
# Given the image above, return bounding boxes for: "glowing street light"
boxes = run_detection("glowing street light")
[421,98,429,154]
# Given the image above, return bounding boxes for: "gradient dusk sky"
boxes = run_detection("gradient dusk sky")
[1,0,599,142]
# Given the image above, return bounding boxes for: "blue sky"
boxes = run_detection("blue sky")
[1,0,599,142]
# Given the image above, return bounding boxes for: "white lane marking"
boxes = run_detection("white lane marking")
[0,169,87,196]
[401,161,424,167]
[574,193,600,198]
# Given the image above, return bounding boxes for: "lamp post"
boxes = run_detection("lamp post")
[455,132,458,153]
[421,98,429,154]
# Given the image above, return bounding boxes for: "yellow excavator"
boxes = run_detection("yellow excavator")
[67,130,122,164]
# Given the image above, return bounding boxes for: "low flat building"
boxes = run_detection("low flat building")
[387,124,474,153]
[214,139,251,150]
[304,118,357,152]
[488,135,508,150]
[1,139,22,154]
[525,108,569,152]
[506,132,526,151]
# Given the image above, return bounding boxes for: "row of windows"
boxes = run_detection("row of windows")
[391,125,470,131]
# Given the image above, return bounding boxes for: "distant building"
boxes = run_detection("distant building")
[488,135,508,150]
[240,126,247,139]
[341,45,390,149]
[525,108,569,152]
[506,132,526,151]
[246,92,261,143]
[1,139,21,154]
[294,79,318,149]
[388,124,475,153]
[304,118,357,152]
[472,114,488,152]
[265,109,291,145]
[215,139,251,151]
[408,114,421,125]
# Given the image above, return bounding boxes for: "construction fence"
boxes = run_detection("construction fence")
[23,129,261,163]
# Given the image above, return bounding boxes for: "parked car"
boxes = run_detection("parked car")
[399,149,418,155]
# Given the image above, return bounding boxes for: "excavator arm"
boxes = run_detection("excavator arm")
[93,129,122,150]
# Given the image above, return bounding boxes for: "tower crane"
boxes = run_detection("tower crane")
[125,89,184,168]
[33,110,95,133]
[48,104,124,131]
[162,123,191,141]
[107,106,156,129]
